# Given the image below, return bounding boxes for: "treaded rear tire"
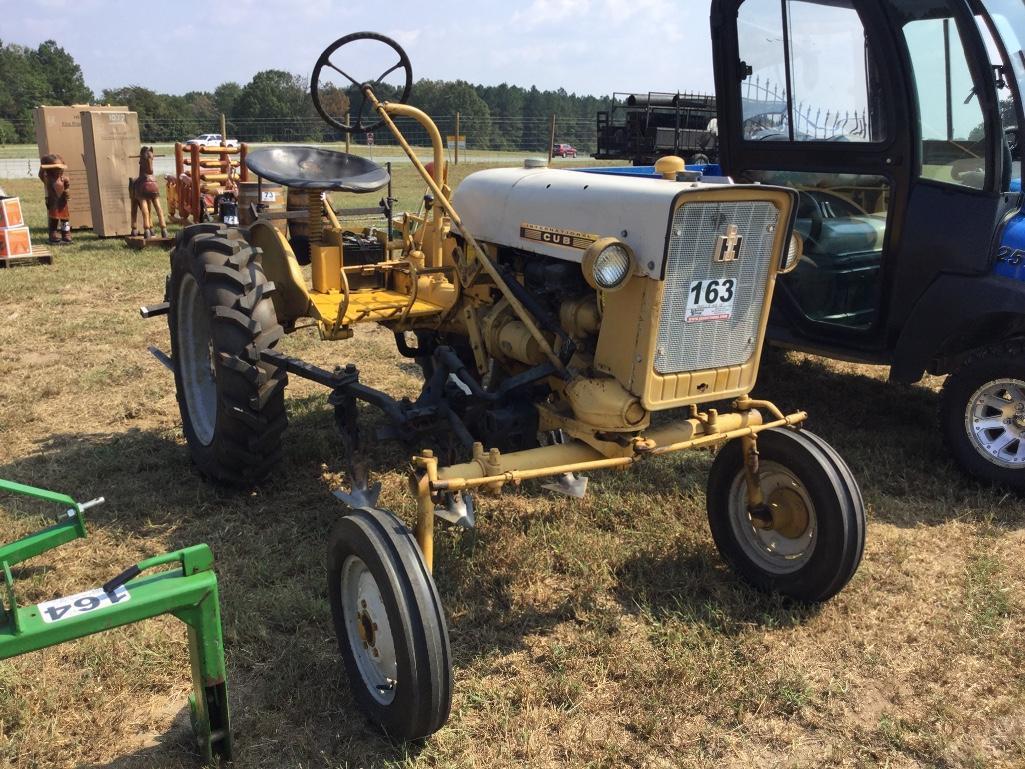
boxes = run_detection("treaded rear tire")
[168,224,287,486]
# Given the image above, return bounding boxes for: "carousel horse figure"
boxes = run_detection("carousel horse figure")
[129,146,169,238]
[38,153,72,244]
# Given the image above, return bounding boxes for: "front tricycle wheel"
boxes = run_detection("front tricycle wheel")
[706,427,866,603]
[327,507,452,741]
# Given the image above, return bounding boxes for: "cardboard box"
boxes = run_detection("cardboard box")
[0,226,32,258]
[81,110,141,238]
[0,197,23,228]
[33,105,127,230]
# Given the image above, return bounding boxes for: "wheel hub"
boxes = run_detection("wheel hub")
[765,487,811,538]
[965,378,1025,468]
[729,461,818,575]
[356,603,379,654]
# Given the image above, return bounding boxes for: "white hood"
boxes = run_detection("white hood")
[451,167,732,280]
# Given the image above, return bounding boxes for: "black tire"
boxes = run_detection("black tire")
[939,340,1025,490]
[168,224,287,486]
[327,508,452,741]
[706,427,866,603]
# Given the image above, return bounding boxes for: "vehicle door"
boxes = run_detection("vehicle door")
[711,0,1013,353]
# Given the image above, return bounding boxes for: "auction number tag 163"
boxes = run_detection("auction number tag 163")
[685,278,737,323]
[37,586,130,624]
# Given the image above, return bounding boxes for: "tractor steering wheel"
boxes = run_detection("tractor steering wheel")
[311,32,413,135]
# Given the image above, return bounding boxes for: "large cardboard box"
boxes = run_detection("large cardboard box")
[81,110,141,238]
[33,105,126,230]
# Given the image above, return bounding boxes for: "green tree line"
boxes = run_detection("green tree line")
[0,39,615,152]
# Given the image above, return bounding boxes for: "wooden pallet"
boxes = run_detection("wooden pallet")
[0,245,53,268]
[124,235,175,250]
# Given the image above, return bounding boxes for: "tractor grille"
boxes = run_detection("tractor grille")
[655,200,780,375]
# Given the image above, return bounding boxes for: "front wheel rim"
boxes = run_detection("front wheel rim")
[965,378,1025,469]
[177,273,217,445]
[727,460,817,575]
[340,555,398,706]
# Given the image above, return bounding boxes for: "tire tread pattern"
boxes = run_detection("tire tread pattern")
[169,225,287,486]
[706,427,867,603]
[328,508,452,740]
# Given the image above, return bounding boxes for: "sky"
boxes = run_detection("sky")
[2,0,717,98]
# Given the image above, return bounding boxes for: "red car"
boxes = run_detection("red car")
[552,143,577,158]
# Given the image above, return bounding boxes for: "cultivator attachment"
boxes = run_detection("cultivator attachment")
[0,479,232,764]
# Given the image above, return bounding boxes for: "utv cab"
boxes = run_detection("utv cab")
[710,0,1025,488]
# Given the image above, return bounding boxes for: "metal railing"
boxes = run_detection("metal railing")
[742,77,868,141]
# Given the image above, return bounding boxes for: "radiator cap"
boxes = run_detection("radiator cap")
[524,158,548,169]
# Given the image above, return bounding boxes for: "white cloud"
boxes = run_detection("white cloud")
[512,0,592,26]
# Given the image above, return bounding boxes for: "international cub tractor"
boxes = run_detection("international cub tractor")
[710,0,1025,489]
[145,33,866,740]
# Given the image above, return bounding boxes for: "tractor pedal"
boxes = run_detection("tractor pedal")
[434,492,475,528]
[333,482,382,512]
[541,472,588,499]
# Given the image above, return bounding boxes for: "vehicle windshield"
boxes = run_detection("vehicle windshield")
[981,0,1025,113]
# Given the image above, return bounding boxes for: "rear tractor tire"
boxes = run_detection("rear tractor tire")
[940,341,1025,491]
[706,427,866,603]
[168,224,287,486]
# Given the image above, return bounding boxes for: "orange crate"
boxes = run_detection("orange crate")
[0,226,32,257]
[0,197,24,228]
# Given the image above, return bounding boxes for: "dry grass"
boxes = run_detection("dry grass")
[0,167,1023,769]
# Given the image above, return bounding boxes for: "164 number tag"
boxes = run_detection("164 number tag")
[37,586,130,624]
[685,278,737,323]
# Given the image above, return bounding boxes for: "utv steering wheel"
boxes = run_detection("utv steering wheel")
[311,32,413,135]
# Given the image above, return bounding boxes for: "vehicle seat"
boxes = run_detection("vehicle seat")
[245,147,389,193]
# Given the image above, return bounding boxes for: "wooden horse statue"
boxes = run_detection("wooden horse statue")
[129,146,169,238]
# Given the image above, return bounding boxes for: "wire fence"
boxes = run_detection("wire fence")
[1,114,600,154]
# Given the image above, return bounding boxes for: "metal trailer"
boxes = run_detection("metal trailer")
[594,91,719,165]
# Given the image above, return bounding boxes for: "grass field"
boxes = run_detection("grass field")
[0,167,1022,769]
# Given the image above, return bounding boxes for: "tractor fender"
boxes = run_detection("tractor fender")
[890,272,1025,383]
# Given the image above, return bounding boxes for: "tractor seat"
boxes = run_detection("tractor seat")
[245,146,389,193]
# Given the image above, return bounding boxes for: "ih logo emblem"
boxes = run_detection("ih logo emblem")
[714,224,743,263]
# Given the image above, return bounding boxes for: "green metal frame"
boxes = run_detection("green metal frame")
[0,478,232,763]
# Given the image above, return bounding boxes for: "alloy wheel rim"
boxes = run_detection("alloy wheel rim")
[965,378,1025,469]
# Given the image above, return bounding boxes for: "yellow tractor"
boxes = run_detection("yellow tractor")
[146,33,866,740]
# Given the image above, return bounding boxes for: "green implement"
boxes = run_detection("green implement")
[0,478,232,763]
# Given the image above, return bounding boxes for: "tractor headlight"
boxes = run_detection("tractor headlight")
[582,238,635,292]
[780,232,803,275]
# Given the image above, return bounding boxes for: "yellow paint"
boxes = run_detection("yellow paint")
[311,244,342,294]
[309,289,442,327]
[427,408,806,494]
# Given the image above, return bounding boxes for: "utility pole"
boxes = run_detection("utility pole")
[547,114,556,165]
